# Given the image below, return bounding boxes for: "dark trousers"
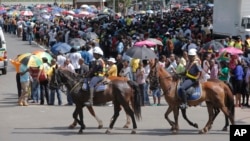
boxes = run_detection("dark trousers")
[16,73,21,98]
[40,80,49,105]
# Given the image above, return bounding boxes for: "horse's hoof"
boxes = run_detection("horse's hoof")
[170,127,174,131]
[105,129,111,134]
[78,130,83,134]
[123,125,129,128]
[98,125,103,129]
[222,127,228,131]
[69,124,76,129]
[199,129,207,134]
[131,130,136,134]
[194,123,199,129]
[172,129,178,134]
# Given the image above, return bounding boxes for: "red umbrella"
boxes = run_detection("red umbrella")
[219,47,243,55]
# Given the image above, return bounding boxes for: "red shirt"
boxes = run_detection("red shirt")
[29,67,40,78]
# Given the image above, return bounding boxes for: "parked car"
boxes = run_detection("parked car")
[0,27,7,75]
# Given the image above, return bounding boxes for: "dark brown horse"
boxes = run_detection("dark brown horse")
[148,60,235,134]
[49,68,141,134]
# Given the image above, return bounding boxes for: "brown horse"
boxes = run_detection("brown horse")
[148,60,235,134]
[49,68,141,134]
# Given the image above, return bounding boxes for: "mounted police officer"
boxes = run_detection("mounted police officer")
[84,46,106,106]
[179,48,202,109]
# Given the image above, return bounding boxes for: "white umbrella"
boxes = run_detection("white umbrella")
[146,10,154,14]
[80,4,89,9]
[42,14,50,20]
[65,15,73,21]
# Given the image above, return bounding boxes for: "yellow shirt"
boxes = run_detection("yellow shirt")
[107,64,117,77]
[47,64,56,80]
[131,58,140,73]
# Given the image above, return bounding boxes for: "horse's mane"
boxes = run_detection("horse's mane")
[58,68,80,79]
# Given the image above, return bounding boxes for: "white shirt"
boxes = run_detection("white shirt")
[64,63,75,73]
[67,52,82,69]
[57,55,66,67]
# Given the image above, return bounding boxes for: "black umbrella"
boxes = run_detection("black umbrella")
[69,38,86,49]
[203,40,225,52]
[125,46,157,60]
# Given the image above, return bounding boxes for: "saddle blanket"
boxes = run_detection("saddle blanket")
[82,83,107,92]
[178,86,202,101]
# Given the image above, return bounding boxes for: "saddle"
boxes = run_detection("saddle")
[82,77,110,92]
[177,80,202,101]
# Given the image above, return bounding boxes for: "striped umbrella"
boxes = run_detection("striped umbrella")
[32,50,53,64]
[20,55,43,67]
[16,53,32,61]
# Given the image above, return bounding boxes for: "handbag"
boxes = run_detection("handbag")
[38,66,48,82]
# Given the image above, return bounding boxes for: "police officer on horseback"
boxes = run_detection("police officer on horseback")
[84,46,106,106]
[179,48,202,109]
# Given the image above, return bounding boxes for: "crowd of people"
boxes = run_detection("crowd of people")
[3,3,249,108]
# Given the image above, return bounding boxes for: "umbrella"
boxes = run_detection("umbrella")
[146,10,154,14]
[85,32,98,40]
[69,38,86,49]
[20,55,43,67]
[32,51,53,63]
[51,42,72,55]
[219,47,243,55]
[203,40,225,52]
[16,53,32,61]
[76,11,90,17]
[134,40,156,47]
[146,38,163,46]
[21,10,33,16]
[125,46,157,60]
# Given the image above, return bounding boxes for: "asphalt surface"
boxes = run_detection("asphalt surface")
[0,33,250,141]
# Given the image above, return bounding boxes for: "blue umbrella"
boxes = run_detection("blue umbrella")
[51,42,72,55]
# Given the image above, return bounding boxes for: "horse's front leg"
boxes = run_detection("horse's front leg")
[87,106,103,129]
[69,108,78,129]
[180,108,199,129]
[164,106,175,130]
[172,106,180,134]
[77,106,86,134]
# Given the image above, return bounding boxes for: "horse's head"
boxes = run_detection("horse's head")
[148,59,173,93]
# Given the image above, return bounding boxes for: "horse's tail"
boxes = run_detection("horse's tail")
[224,83,235,120]
[127,80,142,120]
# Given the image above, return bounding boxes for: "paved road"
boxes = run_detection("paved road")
[0,33,250,141]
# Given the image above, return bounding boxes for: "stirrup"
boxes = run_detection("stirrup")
[179,103,188,109]
[84,101,93,106]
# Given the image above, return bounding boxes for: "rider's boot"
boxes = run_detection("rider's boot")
[84,88,94,106]
[180,91,188,109]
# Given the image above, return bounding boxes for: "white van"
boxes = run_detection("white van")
[0,26,7,75]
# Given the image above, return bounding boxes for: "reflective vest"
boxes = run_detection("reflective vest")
[186,61,200,80]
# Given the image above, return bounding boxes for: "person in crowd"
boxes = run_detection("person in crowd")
[29,66,40,103]
[78,58,89,77]
[179,48,203,109]
[244,61,250,107]
[38,57,51,105]
[18,64,30,106]
[62,58,75,105]
[233,59,244,107]
[135,61,146,106]
[119,60,132,80]
[209,59,218,79]
[84,47,105,106]
[48,59,62,105]
[9,57,21,98]
[106,57,117,77]
[143,60,150,106]
[130,58,140,81]
[67,48,81,74]
[116,54,124,75]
